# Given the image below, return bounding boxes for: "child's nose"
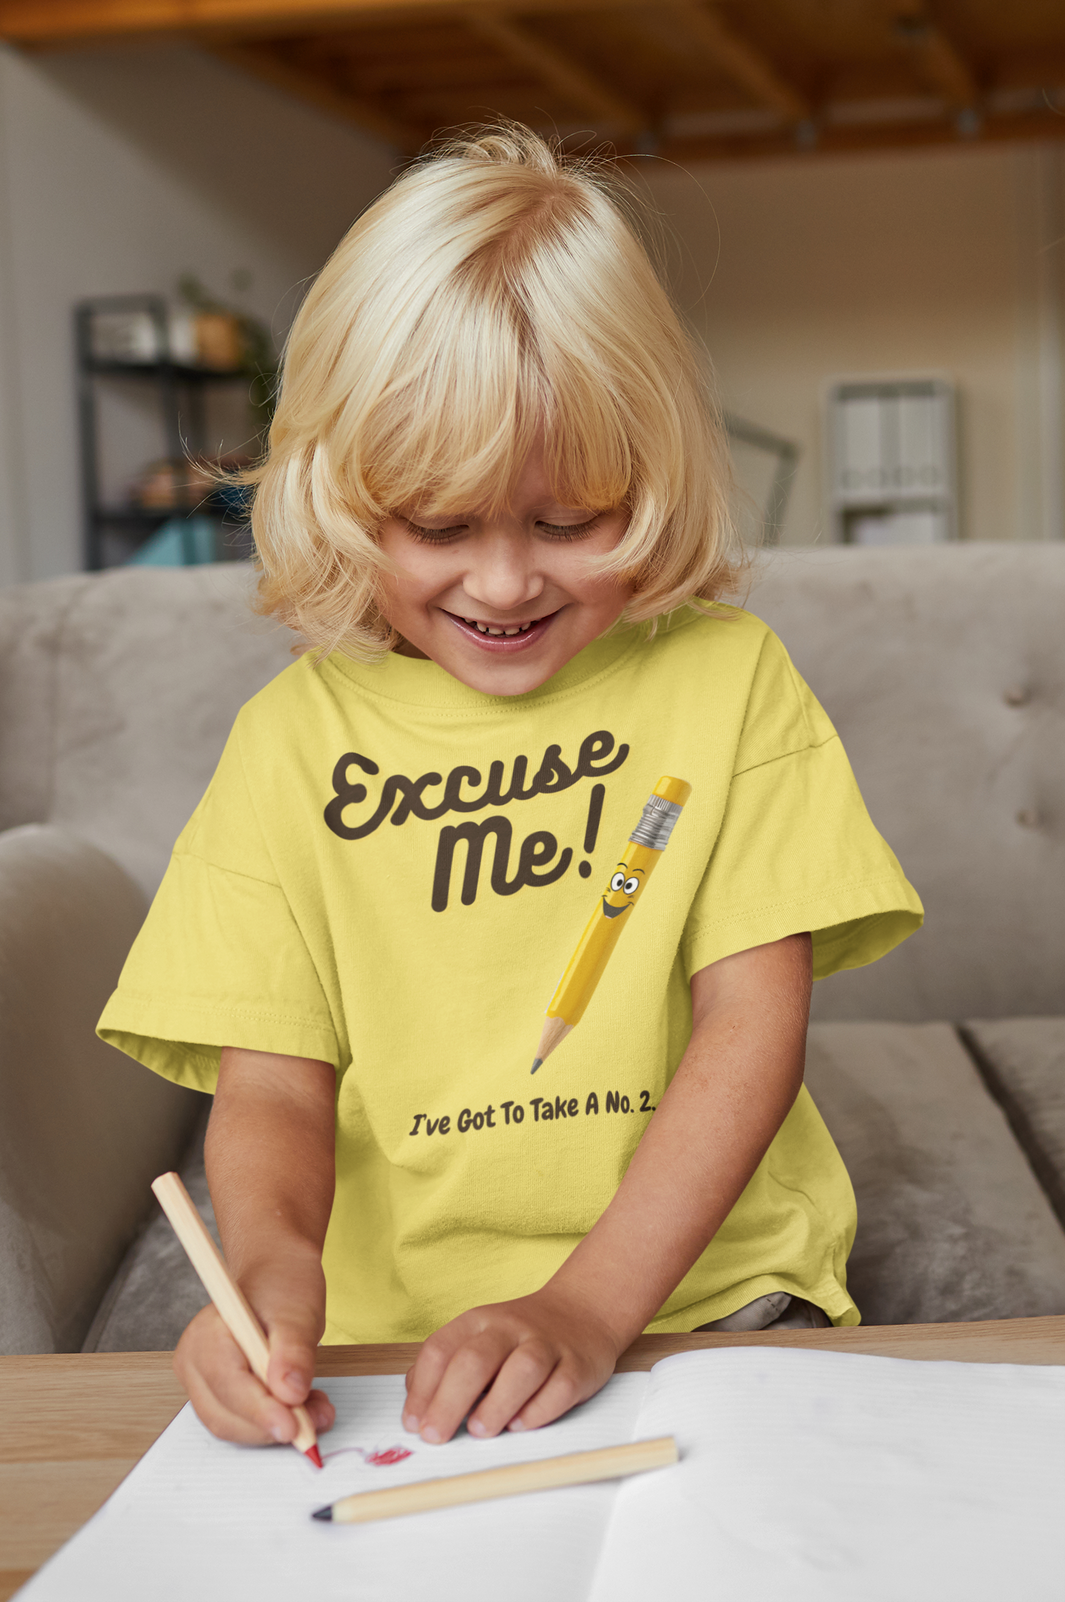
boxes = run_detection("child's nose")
[461,537,544,613]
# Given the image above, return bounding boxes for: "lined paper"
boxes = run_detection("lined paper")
[19,1372,648,1602]
[19,1350,1065,1601]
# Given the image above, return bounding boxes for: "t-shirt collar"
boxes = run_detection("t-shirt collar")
[324,620,643,709]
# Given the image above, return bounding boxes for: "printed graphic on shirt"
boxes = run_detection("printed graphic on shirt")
[407,1086,657,1137]
[323,727,629,911]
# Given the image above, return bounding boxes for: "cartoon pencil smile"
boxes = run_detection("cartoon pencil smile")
[602,865,643,918]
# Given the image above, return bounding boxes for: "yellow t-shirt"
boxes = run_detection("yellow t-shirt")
[98,606,922,1339]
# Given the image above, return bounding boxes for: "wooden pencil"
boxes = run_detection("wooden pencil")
[312,1435,678,1524]
[151,1170,322,1468]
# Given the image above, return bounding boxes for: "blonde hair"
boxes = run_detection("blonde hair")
[251,124,742,657]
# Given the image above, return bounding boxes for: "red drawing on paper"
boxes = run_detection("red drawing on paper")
[322,1444,414,1467]
[364,1446,413,1466]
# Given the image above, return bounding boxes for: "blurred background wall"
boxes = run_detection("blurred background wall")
[0,36,1062,579]
[650,143,1064,549]
[0,41,394,584]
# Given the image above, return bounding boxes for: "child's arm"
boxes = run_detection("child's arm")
[402,931,812,1443]
[173,1047,338,1445]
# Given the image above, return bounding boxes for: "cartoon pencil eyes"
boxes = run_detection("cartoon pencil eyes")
[609,871,641,895]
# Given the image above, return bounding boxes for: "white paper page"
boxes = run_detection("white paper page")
[588,1348,1065,1602]
[19,1371,648,1602]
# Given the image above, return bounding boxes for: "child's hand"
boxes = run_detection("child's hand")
[179,1046,338,1447]
[174,1282,335,1447]
[401,1286,623,1444]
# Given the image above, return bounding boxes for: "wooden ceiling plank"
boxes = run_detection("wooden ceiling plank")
[462,10,645,131]
[887,6,980,108]
[352,55,520,93]
[208,37,421,147]
[657,1,810,123]
[390,86,551,120]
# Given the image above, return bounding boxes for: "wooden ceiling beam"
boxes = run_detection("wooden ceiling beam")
[0,0,631,46]
[461,10,645,132]
[207,37,421,147]
[659,1,810,125]
[887,6,979,110]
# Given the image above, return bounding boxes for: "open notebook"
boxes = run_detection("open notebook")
[19,1347,1065,1602]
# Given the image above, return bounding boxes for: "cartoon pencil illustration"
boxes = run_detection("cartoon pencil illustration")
[531,776,692,1073]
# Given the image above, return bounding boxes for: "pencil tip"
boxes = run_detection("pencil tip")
[305,1444,323,1469]
[530,1058,542,1074]
[311,1505,333,1521]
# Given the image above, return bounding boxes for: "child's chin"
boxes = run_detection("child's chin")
[446,644,564,697]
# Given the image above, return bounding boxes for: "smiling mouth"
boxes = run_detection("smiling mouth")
[461,614,546,636]
[444,611,557,649]
[601,898,632,918]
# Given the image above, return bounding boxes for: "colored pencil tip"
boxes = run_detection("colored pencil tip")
[311,1504,333,1521]
[531,1058,542,1074]
[305,1444,324,1469]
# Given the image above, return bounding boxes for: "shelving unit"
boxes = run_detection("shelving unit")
[75,293,256,570]
[826,376,957,545]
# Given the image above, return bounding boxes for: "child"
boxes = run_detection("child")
[99,125,921,1451]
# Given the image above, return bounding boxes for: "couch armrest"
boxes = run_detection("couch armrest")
[0,824,205,1354]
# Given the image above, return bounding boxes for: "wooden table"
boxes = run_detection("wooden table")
[2,1316,1063,1601]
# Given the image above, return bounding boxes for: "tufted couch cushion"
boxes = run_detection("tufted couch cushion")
[0,565,293,899]
[0,825,205,1353]
[83,1109,214,1354]
[752,544,1065,1024]
[960,1019,1065,1230]
[804,1022,1065,1326]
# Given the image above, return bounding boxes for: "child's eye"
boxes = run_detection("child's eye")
[403,520,467,544]
[536,517,599,540]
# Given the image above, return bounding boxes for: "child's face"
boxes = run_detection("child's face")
[377,445,633,696]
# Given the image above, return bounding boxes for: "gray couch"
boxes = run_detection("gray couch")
[1,546,1063,1354]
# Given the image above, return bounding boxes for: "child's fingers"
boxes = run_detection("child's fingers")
[408,1332,517,1443]
[175,1307,304,1445]
[465,1342,560,1439]
[305,1387,336,1435]
[505,1360,597,1434]
[190,1367,300,1447]
[188,1367,334,1445]
[402,1328,465,1430]
[264,1314,326,1408]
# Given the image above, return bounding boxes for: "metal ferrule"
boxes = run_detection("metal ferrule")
[628,794,684,851]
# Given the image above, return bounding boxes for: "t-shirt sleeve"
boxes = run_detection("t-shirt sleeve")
[680,628,923,981]
[97,723,339,1093]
